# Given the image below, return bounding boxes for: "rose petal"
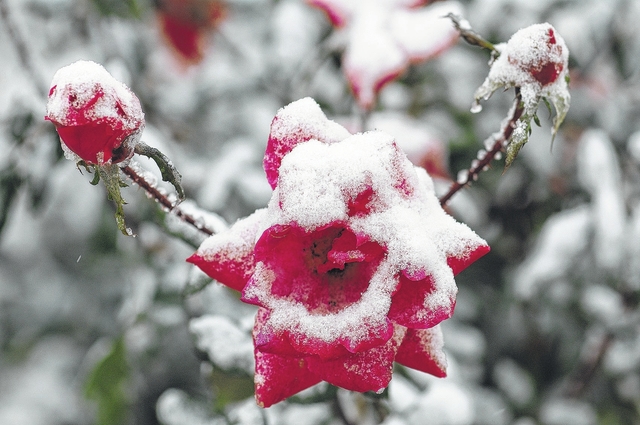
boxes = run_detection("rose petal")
[446,244,491,276]
[306,0,354,27]
[253,308,322,407]
[389,2,461,62]
[305,325,406,392]
[343,9,407,109]
[264,98,350,189]
[55,122,128,164]
[248,222,385,314]
[188,209,267,291]
[395,325,447,378]
[387,273,455,329]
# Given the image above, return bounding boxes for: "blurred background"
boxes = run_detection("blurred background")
[1,0,639,424]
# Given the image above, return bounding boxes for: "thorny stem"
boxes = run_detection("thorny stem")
[439,89,524,206]
[121,165,215,236]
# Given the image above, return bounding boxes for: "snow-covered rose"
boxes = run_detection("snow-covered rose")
[46,60,144,165]
[188,98,489,407]
[308,0,463,109]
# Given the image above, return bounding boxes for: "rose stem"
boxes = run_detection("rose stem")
[439,89,524,207]
[121,165,215,236]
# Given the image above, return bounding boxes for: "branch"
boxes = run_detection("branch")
[439,89,524,206]
[121,165,215,236]
[564,332,613,398]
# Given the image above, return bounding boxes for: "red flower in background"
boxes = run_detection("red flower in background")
[189,98,489,407]
[156,0,226,65]
[307,0,463,109]
[45,60,145,165]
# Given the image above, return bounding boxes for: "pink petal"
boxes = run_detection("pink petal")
[344,11,407,109]
[395,325,447,378]
[389,2,462,62]
[244,222,394,358]
[305,325,406,392]
[387,273,455,329]
[187,209,266,292]
[447,244,490,276]
[264,98,351,189]
[247,222,385,314]
[306,0,355,27]
[253,308,322,407]
[254,349,322,408]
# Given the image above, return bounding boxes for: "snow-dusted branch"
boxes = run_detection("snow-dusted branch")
[439,89,524,206]
[121,165,215,236]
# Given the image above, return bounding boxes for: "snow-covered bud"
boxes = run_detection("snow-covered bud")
[46,60,145,165]
[473,23,571,168]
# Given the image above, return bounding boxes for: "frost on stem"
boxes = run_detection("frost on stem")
[472,23,571,169]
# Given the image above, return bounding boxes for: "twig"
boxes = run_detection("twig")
[121,165,215,236]
[0,0,47,96]
[439,89,524,206]
[447,13,497,53]
[564,332,613,398]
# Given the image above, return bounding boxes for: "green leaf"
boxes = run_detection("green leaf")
[504,119,531,171]
[98,164,133,236]
[85,336,130,425]
[134,142,186,201]
[533,113,541,127]
[91,0,143,18]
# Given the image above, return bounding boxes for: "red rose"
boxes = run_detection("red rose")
[156,0,226,65]
[307,0,463,109]
[188,98,489,407]
[46,60,144,165]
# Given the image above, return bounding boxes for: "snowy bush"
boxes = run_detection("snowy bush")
[1,0,639,424]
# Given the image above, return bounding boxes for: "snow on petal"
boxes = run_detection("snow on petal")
[305,324,406,392]
[253,308,322,408]
[367,111,450,180]
[189,98,489,405]
[46,60,145,165]
[188,209,267,291]
[309,0,464,109]
[343,7,407,110]
[264,97,351,188]
[389,2,462,62]
[306,0,356,27]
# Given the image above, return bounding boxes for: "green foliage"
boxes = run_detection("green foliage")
[91,0,144,19]
[98,164,132,236]
[85,336,130,425]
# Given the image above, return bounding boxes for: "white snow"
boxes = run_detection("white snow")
[577,129,626,271]
[46,60,143,129]
[189,315,255,373]
[513,206,591,300]
[241,98,487,348]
